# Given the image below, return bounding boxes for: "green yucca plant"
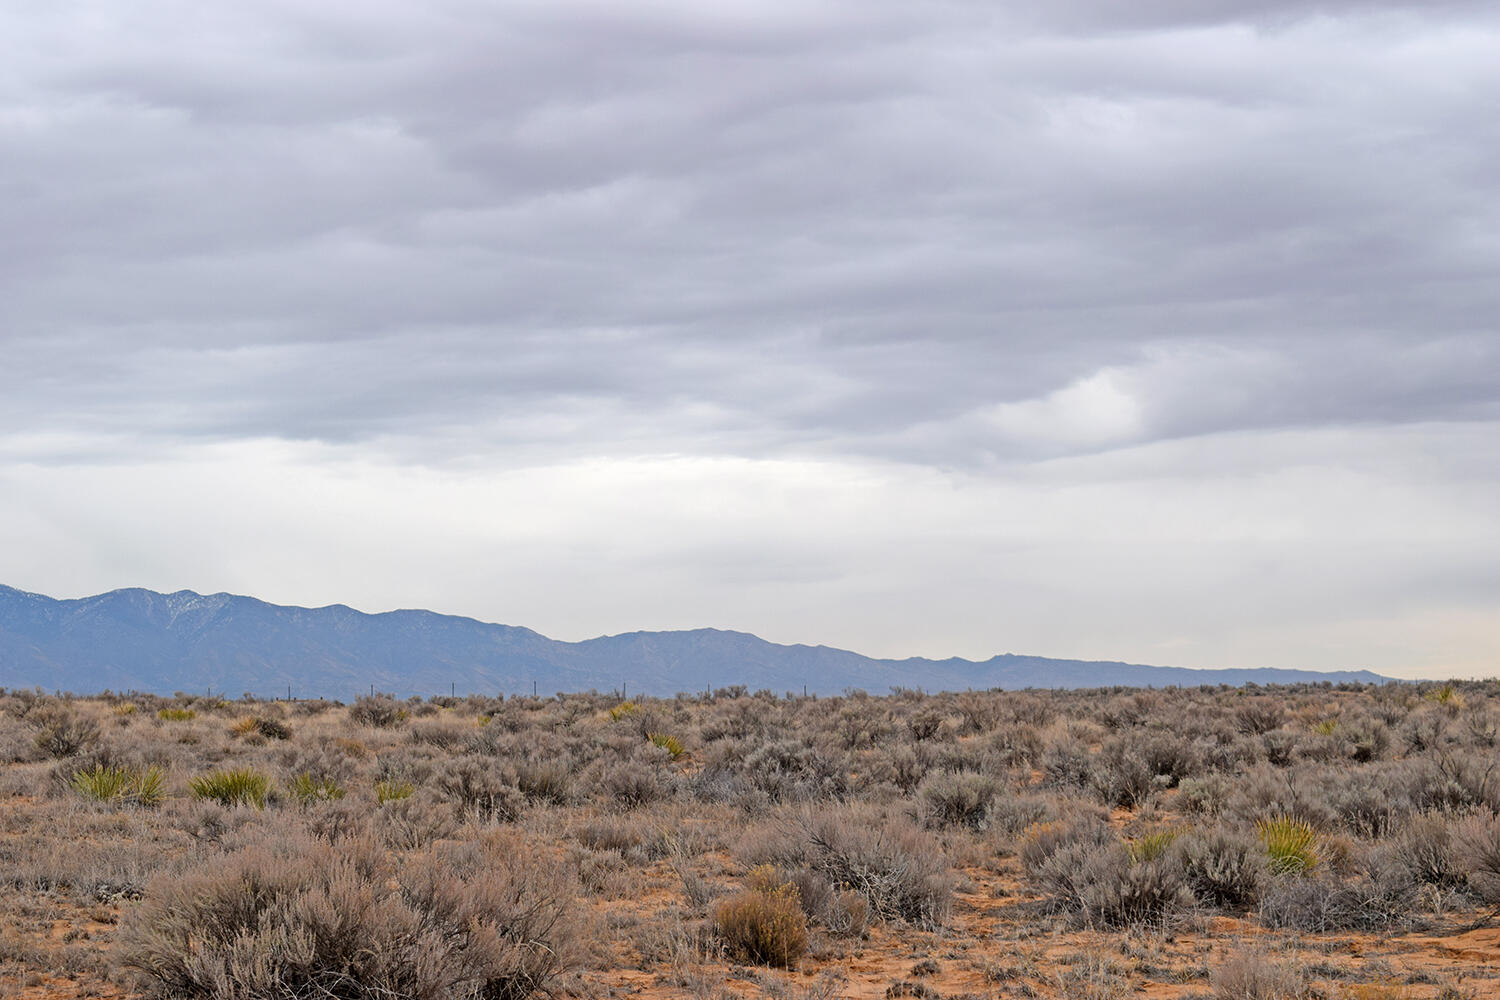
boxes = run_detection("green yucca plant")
[189,767,270,808]
[1310,719,1339,736]
[376,779,415,803]
[113,703,138,717]
[1257,816,1320,875]
[157,708,196,722]
[607,701,639,722]
[71,764,165,806]
[647,732,685,760]
[289,773,346,804]
[1128,827,1183,863]
[1425,684,1465,710]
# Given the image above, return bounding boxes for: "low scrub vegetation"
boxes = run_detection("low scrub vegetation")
[2,680,1499,999]
[118,831,578,999]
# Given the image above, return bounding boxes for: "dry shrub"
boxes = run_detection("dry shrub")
[1180,774,1235,818]
[1094,731,1204,807]
[1453,811,1500,904]
[1040,735,1098,792]
[987,793,1059,839]
[918,772,1000,830]
[714,874,808,968]
[1021,816,1194,927]
[599,758,673,810]
[375,791,462,851]
[1177,827,1265,909]
[1235,699,1287,736]
[435,758,523,822]
[516,758,573,805]
[349,694,406,728]
[31,707,101,759]
[788,869,868,937]
[988,724,1044,768]
[119,830,578,1000]
[740,739,848,803]
[409,718,468,749]
[954,692,1000,735]
[1396,814,1466,890]
[1073,847,1195,927]
[905,710,945,742]
[745,805,954,928]
[276,740,357,790]
[1019,815,1112,876]
[304,799,370,844]
[231,715,291,740]
[1258,847,1417,932]
[1211,948,1308,1000]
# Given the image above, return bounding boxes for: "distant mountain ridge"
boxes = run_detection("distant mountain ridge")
[0,584,1391,698]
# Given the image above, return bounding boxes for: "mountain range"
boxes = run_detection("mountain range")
[0,584,1391,698]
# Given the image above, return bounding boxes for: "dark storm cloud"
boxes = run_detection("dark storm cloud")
[3,0,1497,466]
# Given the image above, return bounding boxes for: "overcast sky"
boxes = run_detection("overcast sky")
[3,1,1497,679]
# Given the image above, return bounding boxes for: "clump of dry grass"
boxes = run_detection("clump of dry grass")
[1210,947,1309,1000]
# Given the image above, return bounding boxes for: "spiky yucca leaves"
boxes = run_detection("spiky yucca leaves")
[1129,827,1184,863]
[288,773,346,804]
[1258,816,1320,875]
[71,764,165,806]
[647,732,685,760]
[375,779,415,803]
[189,767,270,808]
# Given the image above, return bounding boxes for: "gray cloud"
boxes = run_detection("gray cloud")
[1,1,1497,675]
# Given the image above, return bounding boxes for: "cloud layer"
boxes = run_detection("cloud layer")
[3,1,1497,678]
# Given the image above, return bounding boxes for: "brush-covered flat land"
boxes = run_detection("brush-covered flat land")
[2,682,1499,1000]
